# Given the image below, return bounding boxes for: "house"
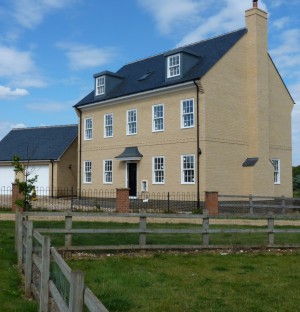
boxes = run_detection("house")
[0,125,78,194]
[74,1,294,198]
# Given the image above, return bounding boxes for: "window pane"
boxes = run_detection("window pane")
[153,105,164,131]
[105,114,113,137]
[182,155,195,183]
[153,157,165,183]
[127,110,137,135]
[104,160,113,183]
[182,100,194,128]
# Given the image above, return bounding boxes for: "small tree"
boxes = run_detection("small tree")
[12,155,38,211]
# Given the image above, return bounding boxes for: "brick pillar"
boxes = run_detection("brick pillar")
[12,183,24,212]
[116,188,130,213]
[205,191,219,215]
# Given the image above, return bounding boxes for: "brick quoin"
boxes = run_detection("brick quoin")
[116,188,130,213]
[205,191,219,215]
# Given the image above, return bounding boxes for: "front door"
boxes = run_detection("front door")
[127,163,137,197]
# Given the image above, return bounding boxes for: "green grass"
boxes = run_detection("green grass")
[68,251,300,312]
[0,221,38,311]
[1,219,300,311]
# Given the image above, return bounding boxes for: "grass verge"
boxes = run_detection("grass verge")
[0,221,38,311]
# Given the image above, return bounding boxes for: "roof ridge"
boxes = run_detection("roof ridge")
[124,28,247,66]
[12,124,77,131]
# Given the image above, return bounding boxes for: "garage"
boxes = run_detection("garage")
[0,166,15,189]
[27,165,50,194]
[0,165,49,193]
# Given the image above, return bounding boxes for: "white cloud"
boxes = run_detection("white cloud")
[272,17,290,30]
[178,0,268,46]
[269,29,300,80]
[0,86,29,99]
[0,45,47,88]
[57,43,118,70]
[26,100,71,112]
[139,0,267,46]
[0,122,26,140]
[12,0,73,29]
[138,0,203,35]
[0,45,34,77]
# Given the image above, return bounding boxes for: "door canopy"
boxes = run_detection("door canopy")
[115,146,143,161]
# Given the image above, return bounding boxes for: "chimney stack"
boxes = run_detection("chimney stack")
[253,0,258,8]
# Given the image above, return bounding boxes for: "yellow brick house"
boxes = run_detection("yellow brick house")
[74,1,294,199]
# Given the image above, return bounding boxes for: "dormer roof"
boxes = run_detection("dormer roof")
[75,28,247,108]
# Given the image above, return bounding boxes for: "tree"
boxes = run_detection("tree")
[294,175,300,191]
[12,155,38,211]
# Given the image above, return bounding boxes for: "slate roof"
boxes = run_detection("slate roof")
[0,125,78,162]
[75,28,247,108]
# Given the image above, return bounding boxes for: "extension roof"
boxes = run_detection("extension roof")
[75,28,247,108]
[0,125,78,162]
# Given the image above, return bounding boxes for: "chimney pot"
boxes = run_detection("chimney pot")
[253,0,258,8]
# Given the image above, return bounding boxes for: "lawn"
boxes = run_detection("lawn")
[1,219,300,312]
[0,221,37,311]
[68,251,300,312]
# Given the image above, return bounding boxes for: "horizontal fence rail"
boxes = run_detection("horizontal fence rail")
[218,194,300,215]
[17,210,110,312]
[22,211,300,250]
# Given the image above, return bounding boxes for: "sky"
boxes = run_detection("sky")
[0,0,299,165]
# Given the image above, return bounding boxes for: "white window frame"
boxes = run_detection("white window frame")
[181,99,194,129]
[271,159,280,184]
[152,104,164,132]
[84,117,93,140]
[127,109,137,135]
[167,54,180,78]
[103,160,113,184]
[181,154,195,184]
[83,161,92,184]
[95,76,105,96]
[152,156,165,184]
[104,113,113,138]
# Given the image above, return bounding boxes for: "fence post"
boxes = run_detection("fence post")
[281,196,286,214]
[249,194,254,215]
[40,236,50,312]
[139,211,147,247]
[69,271,85,312]
[202,216,210,246]
[205,192,219,215]
[268,216,274,246]
[24,221,33,297]
[16,209,23,268]
[65,214,73,248]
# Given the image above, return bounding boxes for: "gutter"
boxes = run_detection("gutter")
[75,108,82,196]
[76,81,195,110]
[194,80,201,210]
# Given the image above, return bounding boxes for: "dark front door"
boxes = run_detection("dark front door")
[127,163,137,197]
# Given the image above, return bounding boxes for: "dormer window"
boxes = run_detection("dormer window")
[95,76,105,95]
[167,54,180,78]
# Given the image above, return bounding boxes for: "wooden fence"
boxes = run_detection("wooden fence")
[218,194,300,215]
[18,210,300,252]
[16,210,109,312]
[16,210,300,311]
